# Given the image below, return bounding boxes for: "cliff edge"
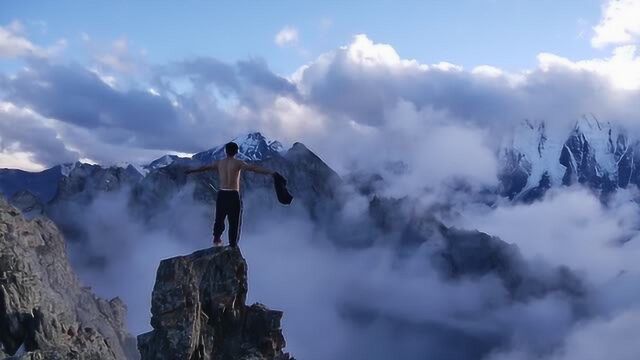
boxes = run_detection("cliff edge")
[0,198,138,359]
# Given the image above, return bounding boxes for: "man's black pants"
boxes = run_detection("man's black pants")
[213,190,243,247]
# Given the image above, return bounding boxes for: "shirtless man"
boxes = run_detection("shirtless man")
[186,142,273,247]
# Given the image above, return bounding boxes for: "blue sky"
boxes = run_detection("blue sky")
[2,0,640,171]
[2,0,604,75]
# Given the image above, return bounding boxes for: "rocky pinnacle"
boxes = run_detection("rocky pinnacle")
[137,247,293,360]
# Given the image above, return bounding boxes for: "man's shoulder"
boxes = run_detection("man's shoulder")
[222,158,245,170]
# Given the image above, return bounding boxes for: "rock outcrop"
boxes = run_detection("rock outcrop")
[138,247,293,360]
[0,198,138,359]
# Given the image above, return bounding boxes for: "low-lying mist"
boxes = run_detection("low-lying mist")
[52,174,640,359]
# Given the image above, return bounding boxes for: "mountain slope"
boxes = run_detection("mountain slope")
[0,197,138,359]
[0,166,64,203]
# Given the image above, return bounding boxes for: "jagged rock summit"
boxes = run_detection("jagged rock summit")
[499,116,636,200]
[0,198,138,359]
[138,247,293,360]
[192,132,284,164]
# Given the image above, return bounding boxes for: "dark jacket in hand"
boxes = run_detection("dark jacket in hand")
[273,172,293,205]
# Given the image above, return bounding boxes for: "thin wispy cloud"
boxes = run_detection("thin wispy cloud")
[0,20,46,58]
[274,25,299,47]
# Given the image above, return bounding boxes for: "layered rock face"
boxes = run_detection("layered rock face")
[499,117,636,200]
[0,198,138,359]
[138,247,293,360]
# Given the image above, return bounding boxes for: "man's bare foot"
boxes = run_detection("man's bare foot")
[213,236,222,247]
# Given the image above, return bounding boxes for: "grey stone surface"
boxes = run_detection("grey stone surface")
[0,198,138,360]
[138,247,293,360]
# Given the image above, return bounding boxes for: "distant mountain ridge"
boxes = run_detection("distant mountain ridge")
[3,120,640,215]
[0,132,288,204]
[0,166,64,204]
[0,132,342,245]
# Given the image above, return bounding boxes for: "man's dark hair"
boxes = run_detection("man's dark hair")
[225,142,239,156]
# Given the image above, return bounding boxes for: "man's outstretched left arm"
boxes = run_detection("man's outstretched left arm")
[185,162,218,175]
[242,162,274,175]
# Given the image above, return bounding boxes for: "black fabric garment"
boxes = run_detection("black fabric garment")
[213,190,243,247]
[273,172,293,205]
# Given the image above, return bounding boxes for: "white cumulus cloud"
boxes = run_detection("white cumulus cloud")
[537,45,640,90]
[592,0,640,48]
[274,26,299,47]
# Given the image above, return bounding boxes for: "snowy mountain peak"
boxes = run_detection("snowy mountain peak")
[192,132,284,163]
[235,131,284,151]
[145,155,180,172]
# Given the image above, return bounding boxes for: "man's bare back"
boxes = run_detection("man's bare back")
[186,156,273,190]
[217,157,272,191]
[217,157,243,191]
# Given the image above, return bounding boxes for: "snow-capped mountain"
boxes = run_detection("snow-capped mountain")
[5,122,640,213]
[0,132,293,214]
[0,133,339,219]
[192,132,284,164]
[143,155,182,172]
[139,132,283,173]
[499,116,636,200]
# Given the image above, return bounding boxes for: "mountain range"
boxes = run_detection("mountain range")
[4,118,637,217]
[0,132,339,219]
